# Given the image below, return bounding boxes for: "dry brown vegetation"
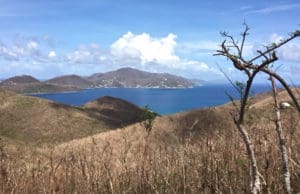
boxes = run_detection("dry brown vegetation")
[0,89,145,148]
[0,89,300,193]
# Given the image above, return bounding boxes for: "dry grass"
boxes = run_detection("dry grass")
[0,89,145,146]
[1,108,300,193]
[1,89,300,193]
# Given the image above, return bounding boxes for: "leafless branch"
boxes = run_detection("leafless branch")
[249,32,299,63]
[240,22,250,57]
[215,24,299,194]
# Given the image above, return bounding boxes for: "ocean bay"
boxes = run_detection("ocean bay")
[31,84,270,115]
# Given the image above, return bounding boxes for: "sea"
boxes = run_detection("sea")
[31,84,272,115]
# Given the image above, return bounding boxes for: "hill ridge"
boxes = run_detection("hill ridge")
[1,67,201,93]
[0,89,146,146]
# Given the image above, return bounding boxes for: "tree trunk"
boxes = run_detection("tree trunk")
[270,76,292,194]
[235,121,261,194]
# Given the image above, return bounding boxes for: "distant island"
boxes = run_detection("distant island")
[0,67,203,93]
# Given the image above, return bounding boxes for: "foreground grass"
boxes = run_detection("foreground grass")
[1,89,300,193]
[1,107,300,194]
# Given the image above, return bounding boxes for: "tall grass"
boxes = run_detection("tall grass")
[0,109,299,193]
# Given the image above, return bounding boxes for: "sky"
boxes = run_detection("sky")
[0,0,299,83]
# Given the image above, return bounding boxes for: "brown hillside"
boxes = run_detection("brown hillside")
[0,89,144,146]
[47,89,300,193]
[46,74,93,88]
[0,89,110,145]
[0,75,81,93]
[54,87,300,151]
[88,67,195,88]
[0,75,40,85]
[83,96,145,127]
[1,88,300,193]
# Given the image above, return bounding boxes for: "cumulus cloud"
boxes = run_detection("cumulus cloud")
[64,43,121,70]
[61,32,220,79]
[0,38,48,61]
[1,32,223,79]
[0,35,62,78]
[0,43,18,60]
[111,32,179,64]
[63,33,222,79]
[109,32,221,78]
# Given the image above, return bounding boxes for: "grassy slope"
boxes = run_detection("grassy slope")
[0,89,111,146]
[46,88,299,153]
[0,89,145,147]
[83,96,145,127]
[47,88,300,193]
[0,88,299,193]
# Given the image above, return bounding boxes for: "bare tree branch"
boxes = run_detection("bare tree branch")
[249,32,299,63]
[215,24,299,194]
[240,22,250,57]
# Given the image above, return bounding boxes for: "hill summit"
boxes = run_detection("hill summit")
[87,67,196,88]
[0,75,40,85]
[46,74,93,88]
[1,67,200,93]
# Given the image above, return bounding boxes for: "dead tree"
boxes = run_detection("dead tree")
[270,75,292,194]
[215,24,299,194]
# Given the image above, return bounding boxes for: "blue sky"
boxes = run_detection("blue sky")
[0,0,299,83]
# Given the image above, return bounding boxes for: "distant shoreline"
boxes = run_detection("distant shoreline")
[27,86,198,95]
[25,90,82,95]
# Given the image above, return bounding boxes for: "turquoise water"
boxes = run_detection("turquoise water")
[31,84,271,115]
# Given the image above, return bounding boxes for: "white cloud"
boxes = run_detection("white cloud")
[27,41,38,50]
[66,50,91,63]
[0,35,64,78]
[0,33,223,80]
[65,43,106,64]
[0,39,44,61]
[0,42,22,60]
[110,32,179,64]
[61,32,222,79]
[48,51,56,58]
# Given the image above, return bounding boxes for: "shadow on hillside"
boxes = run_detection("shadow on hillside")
[84,107,145,128]
[48,101,145,129]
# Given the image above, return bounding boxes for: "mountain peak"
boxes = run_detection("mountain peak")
[0,75,40,85]
[46,74,92,88]
[88,67,196,88]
